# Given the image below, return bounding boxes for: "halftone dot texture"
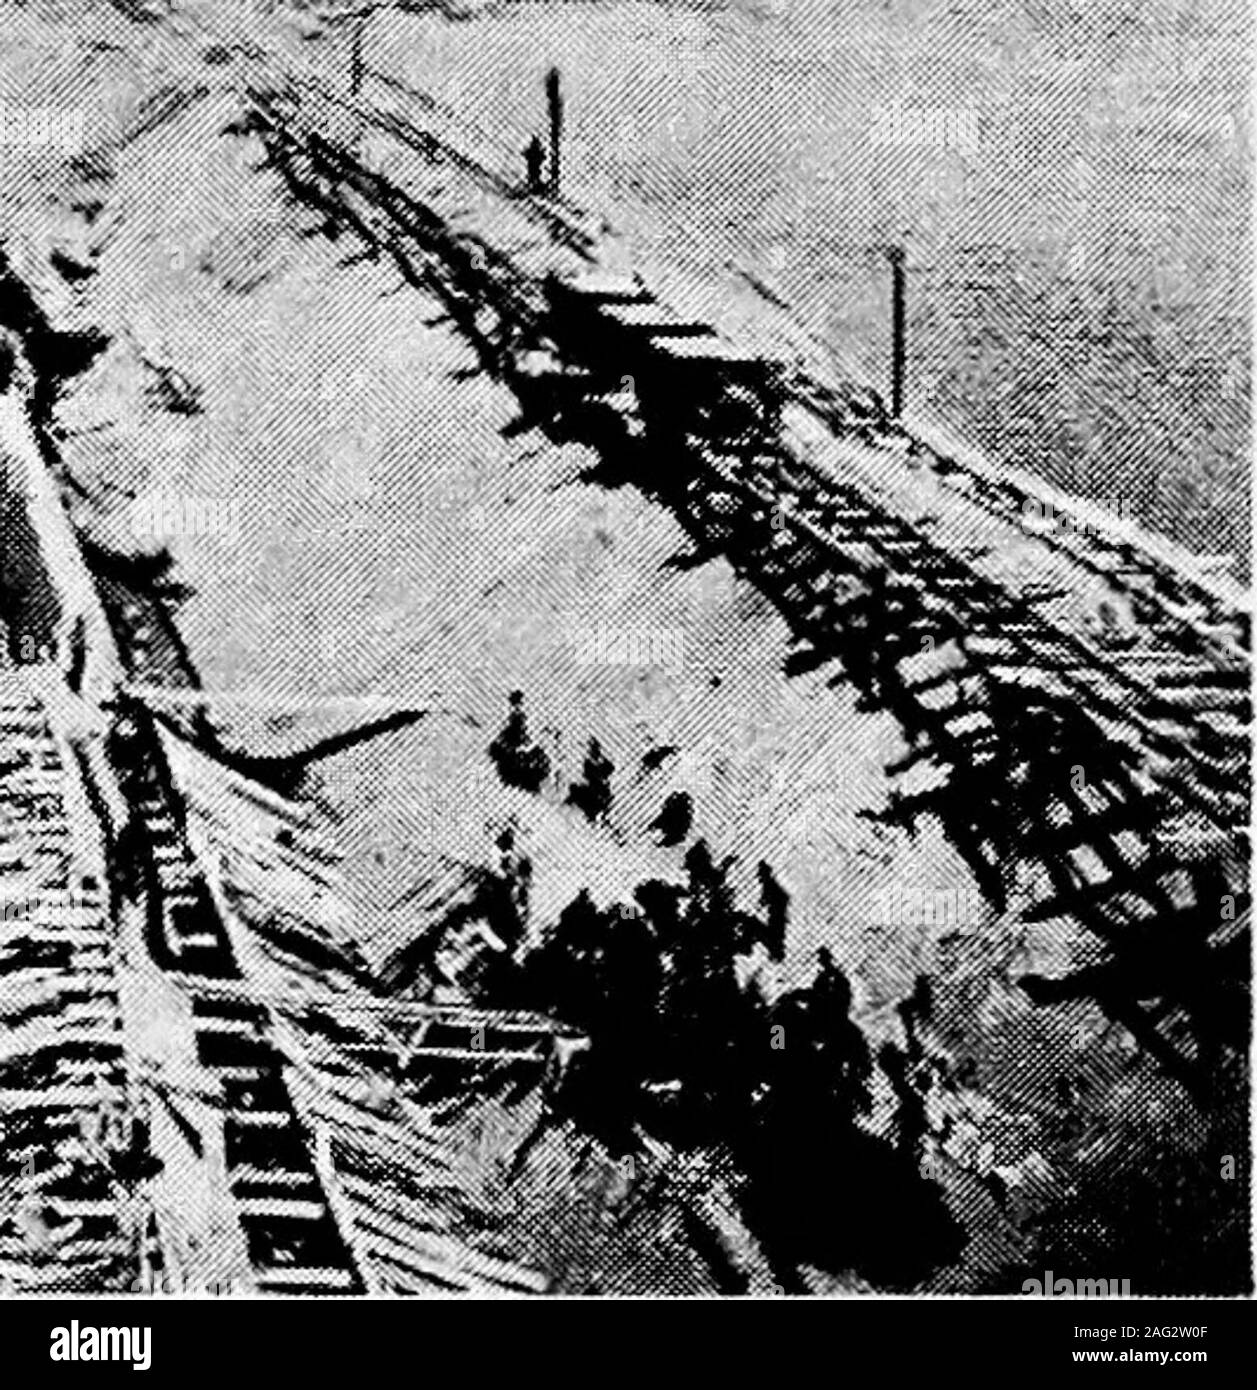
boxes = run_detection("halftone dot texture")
[0,0,1248,1295]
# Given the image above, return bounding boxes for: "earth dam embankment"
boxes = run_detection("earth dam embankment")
[0,0,1247,1296]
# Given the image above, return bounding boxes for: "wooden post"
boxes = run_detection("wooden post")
[546,67,563,195]
[887,244,906,419]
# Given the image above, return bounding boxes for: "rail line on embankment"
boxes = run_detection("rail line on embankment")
[184,15,1251,1096]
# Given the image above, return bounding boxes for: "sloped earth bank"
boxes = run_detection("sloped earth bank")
[0,2,1246,1292]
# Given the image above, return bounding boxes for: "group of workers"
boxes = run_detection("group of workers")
[484,694,953,1151]
[487,689,616,822]
[478,687,976,1279]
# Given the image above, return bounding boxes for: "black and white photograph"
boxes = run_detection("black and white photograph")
[0,0,1250,1325]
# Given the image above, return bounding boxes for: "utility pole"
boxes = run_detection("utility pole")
[546,67,563,196]
[887,243,906,419]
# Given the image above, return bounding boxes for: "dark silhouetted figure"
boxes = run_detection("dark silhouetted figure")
[664,847,757,1140]
[592,909,665,1127]
[896,971,933,1058]
[523,134,545,193]
[879,1041,929,1160]
[756,859,789,961]
[682,839,718,907]
[633,878,685,954]
[566,737,614,824]
[488,690,551,793]
[844,566,893,712]
[639,743,680,775]
[811,948,873,1118]
[649,789,693,846]
[485,823,531,948]
[526,887,602,1027]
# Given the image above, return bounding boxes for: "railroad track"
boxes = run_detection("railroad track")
[170,4,601,261]
[108,684,559,1294]
[107,697,365,1295]
[691,446,1247,1092]
[203,17,1250,707]
[707,440,1247,829]
[171,4,1249,660]
[203,42,1249,1093]
[255,22,1251,661]
[0,311,568,1300]
[0,0,1240,1296]
[228,58,1249,816]
[0,678,136,1292]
